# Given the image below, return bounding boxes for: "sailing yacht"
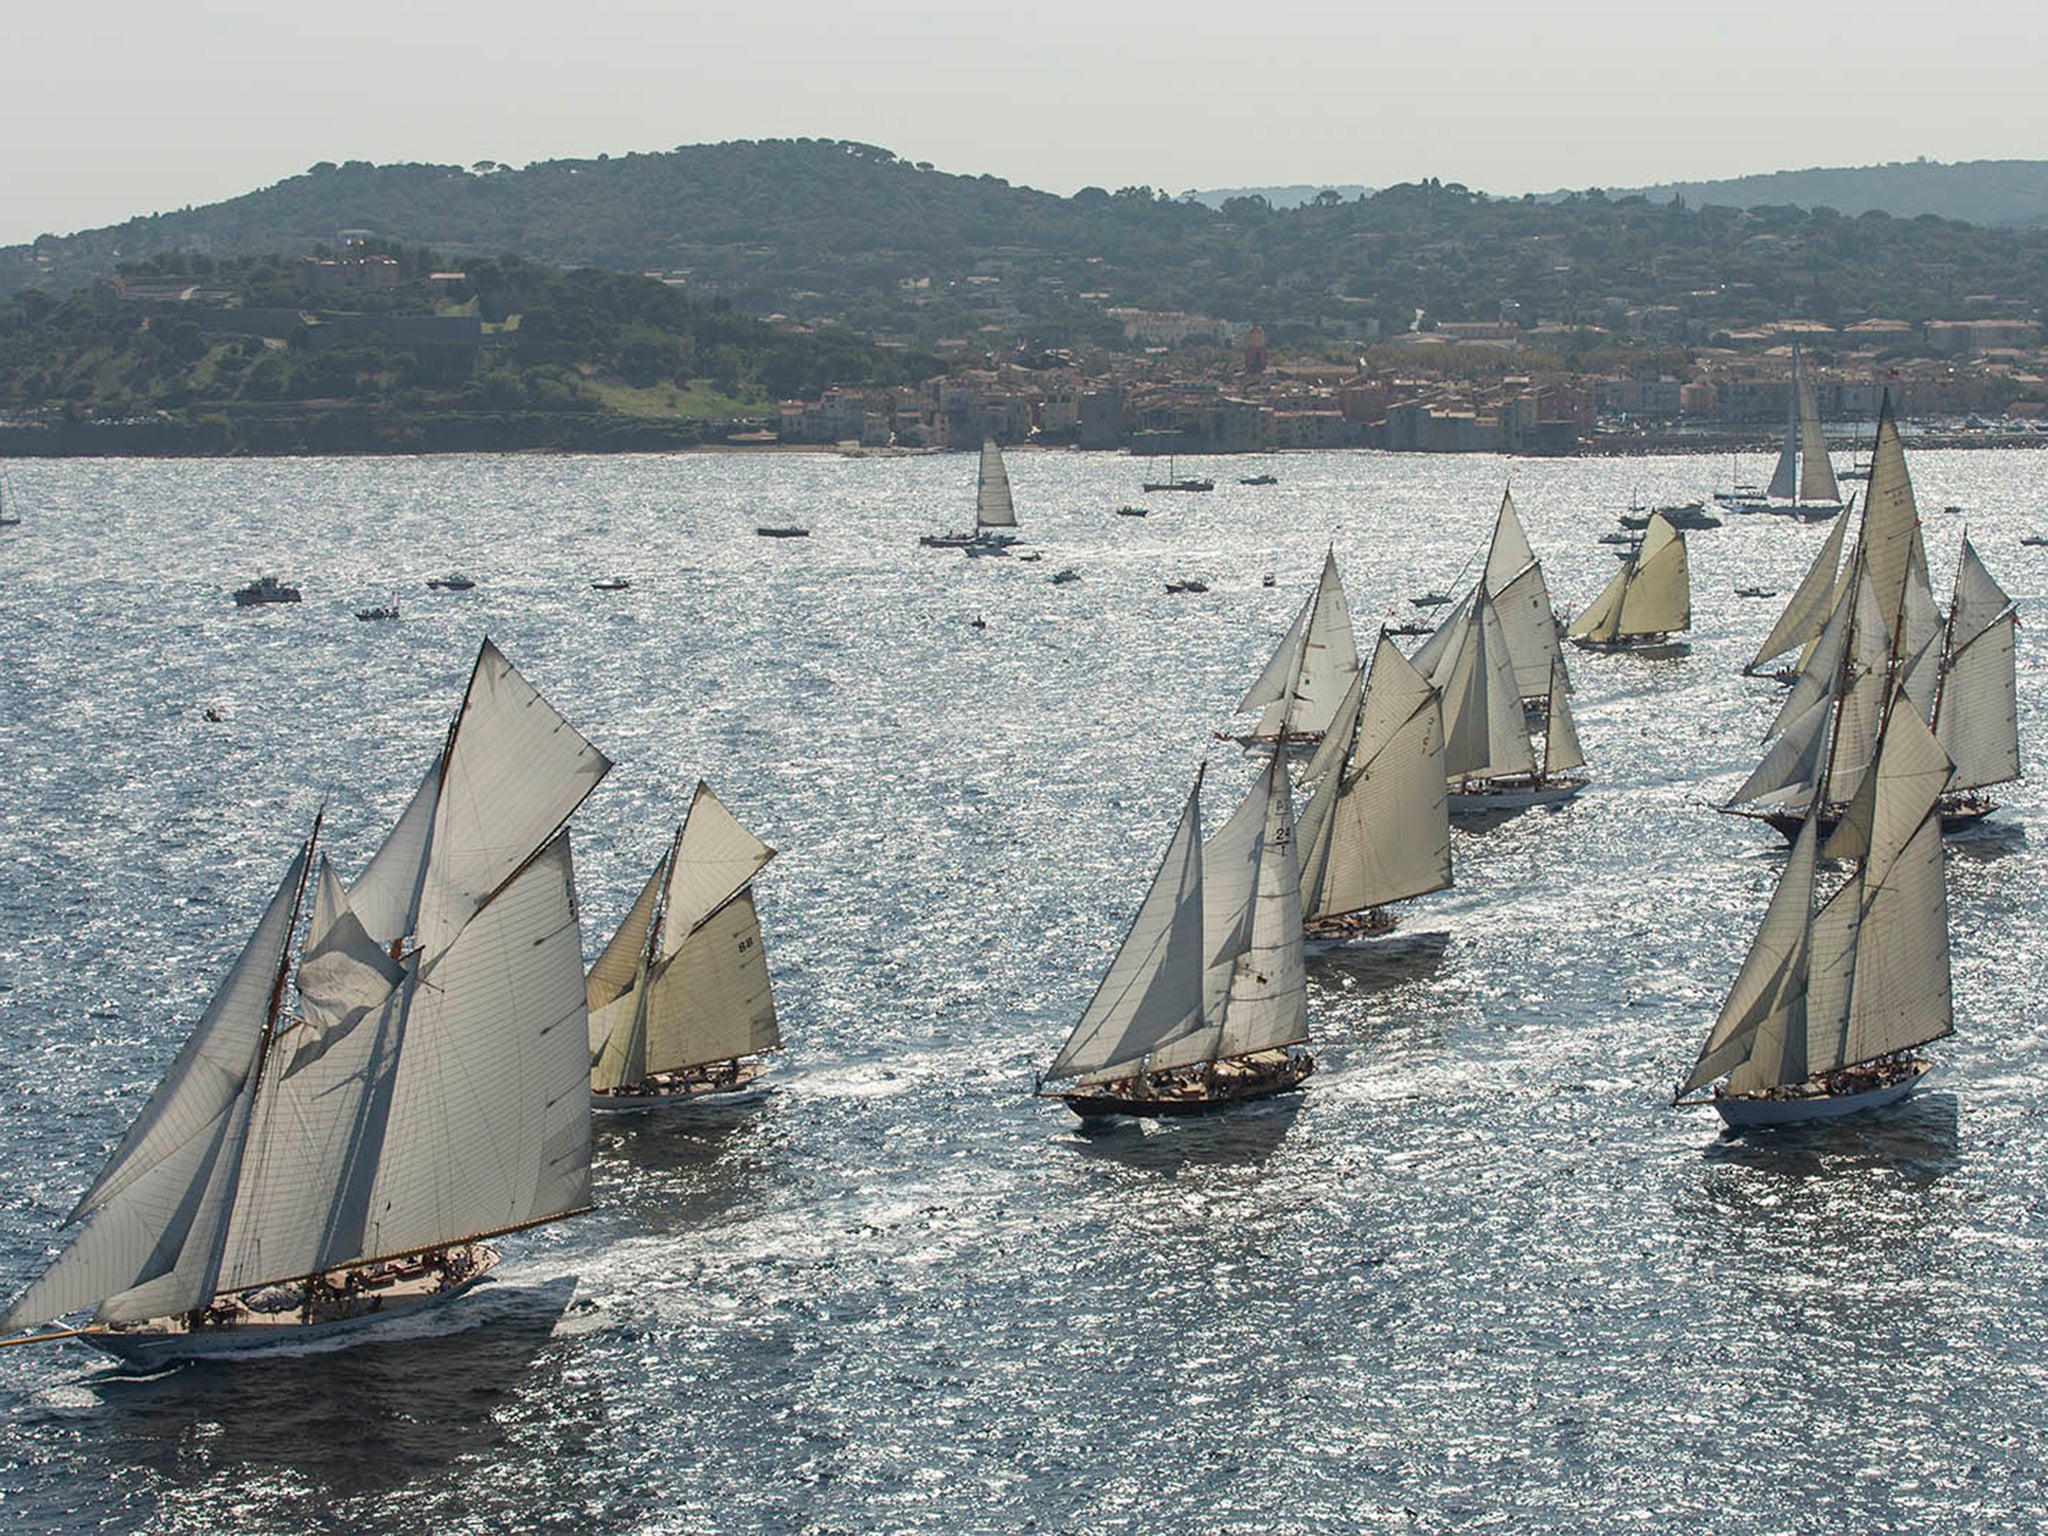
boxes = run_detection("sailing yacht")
[1226,550,1361,752]
[1724,398,2014,839]
[919,440,1023,551]
[1425,585,1581,819]
[1,640,610,1367]
[1037,754,1312,1119]
[1677,689,1954,1126]
[587,781,781,1110]
[1412,487,1567,709]
[1294,633,1452,948]
[1141,454,1214,493]
[1566,512,1691,651]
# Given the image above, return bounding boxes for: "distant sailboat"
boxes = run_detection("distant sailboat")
[1226,549,1361,752]
[1037,755,1313,1118]
[1930,533,2021,824]
[0,468,18,527]
[1763,345,1845,518]
[1294,633,1452,947]
[1141,454,1215,493]
[1677,688,1954,1126]
[587,782,781,1110]
[919,440,1024,551]
[1566,512,1691,650]
[1,640,610,1367]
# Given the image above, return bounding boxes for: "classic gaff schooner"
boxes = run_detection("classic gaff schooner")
[1227,549,1362,751]
[1676,689,1955,1126]
[1037,753,1312,1119]
[1294,633,1452,948]
[587,781,781,1110]
[1566,512,1691,651]
[2,640,610,1368]
[1723,399,2012,838]
[919,439,1023,551]
[1413,486,1567,708]
[1743,498,1854,681]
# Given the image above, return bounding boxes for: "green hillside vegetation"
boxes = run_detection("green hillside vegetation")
[5,141,2047,356]
[1619,159,2048,229]
[0,245,935,455]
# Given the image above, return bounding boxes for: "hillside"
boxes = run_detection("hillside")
[5,142,2048,356]
[1615,159,2048,228]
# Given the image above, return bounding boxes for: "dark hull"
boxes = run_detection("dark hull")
[1058,1053,1315,1120]
[1762,796,1997,842]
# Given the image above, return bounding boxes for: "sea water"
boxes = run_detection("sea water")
[2,446,2046,1532]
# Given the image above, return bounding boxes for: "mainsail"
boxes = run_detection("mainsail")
[588,781,781,1090]
[1438,590,1536,783]
[1796,365,1842,506]
[1749,500,1852,673]
[976,439,1017,531]
[1296,634,1452,923]
[4,639,612,1331]
[1933,535,2021,794]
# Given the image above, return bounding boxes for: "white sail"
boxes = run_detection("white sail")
[1857,399,1931,656]
[1950,535,2013,650]
[1750,501,1852,672]
[1212,754,1308,1060]
[1837,701,1954,1062]
[1569,514,1687,642]
[1491,562,1562,701]
[975,439,1017,530]
[1483,487,1536,595]
[1727,691,1834,810]
[1441,593,1535,782]
[660,782,776,951]
[1543,662,1586,776]
[1765,358,1800,501]
[1410,592,1472,691]
[1193,766,1271,1049]
[1797,371,1841,505]
[2,840,313,1331]
[1937,615,2019,792]
[215,867,411,1292]
[1820,574,1895,809]
[642,891,779,1071]
[586,859,664,1058]
[1617,515,1689,636]
[1300,636,1451,920]
[1765,575,1855,741]
[1681,816,1818,1097]
[359,832,594,1261]
[1045,779,1208,1082]
[1240,551,1360,739]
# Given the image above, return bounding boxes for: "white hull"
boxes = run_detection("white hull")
[1712,1063,1934,1127]
[82,1263,497,1370]
[1448,780,1585,814]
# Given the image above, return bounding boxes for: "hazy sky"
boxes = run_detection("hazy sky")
[8,0,2047,246]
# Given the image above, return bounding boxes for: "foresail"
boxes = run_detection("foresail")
[1046,780,1207,1081]
[1314,672,1450,916]
[1750,502,1851,671]
[1950,535,2013,650]
[1857,400,1928,651]
[1293,551,1362,738]
[1239,584,1314,724]
[3,840,312,1331]
[1543,665,1586,776]
[1484,488,1537,594]
[1566,564,1628,642]
[1765,377,1800,501]
[1683,817,1818,1097]
[975,440,1017,529]
[1212,756,1308,1060]
[1491,562,1561,700]
[588,856,665,1020]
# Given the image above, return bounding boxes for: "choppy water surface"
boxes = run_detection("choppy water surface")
[3,446,2048,1532]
